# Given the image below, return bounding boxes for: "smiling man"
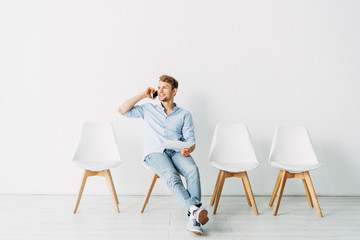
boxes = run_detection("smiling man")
[118,74,208,235]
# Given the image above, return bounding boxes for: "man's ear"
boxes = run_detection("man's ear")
[173,88,178,96]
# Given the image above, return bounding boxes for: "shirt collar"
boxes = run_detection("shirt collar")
[158,102,179,115]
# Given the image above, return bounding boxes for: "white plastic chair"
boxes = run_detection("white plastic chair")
[209,123,259,215]
[268,126,323,217]
[72,122,122,213]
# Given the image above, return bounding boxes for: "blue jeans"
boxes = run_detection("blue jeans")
[144,149,202,212]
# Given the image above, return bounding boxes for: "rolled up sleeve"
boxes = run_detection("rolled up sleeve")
[182,113,196,144]
[124,105,145,119]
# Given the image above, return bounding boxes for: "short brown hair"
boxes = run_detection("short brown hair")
[159,74,178,90]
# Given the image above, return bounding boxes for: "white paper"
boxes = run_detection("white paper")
[163,140,193,151]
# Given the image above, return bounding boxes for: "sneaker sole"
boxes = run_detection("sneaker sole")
[187,229,203,235]
[197,209,209,225]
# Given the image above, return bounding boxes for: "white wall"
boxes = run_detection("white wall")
[1,0,359,196]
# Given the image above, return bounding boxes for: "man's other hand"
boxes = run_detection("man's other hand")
[180,148,191,157]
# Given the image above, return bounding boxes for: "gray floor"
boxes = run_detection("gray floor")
[0,195,359,240]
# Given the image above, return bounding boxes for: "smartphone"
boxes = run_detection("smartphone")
[152,90,158,98]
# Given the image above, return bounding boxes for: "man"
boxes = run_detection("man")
[118,74,208,235]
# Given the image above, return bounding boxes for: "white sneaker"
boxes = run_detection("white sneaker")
[186,218,203,235]
[189,205,209,225]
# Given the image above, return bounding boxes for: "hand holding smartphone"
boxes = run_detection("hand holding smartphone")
[152,90,158,99]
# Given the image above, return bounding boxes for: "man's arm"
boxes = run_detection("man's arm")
[118,87,155,115]
[180,112,196,157]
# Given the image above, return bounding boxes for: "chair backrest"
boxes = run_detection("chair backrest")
[73,122,121,163]
[269,126,319,165]
[209,123,258,164]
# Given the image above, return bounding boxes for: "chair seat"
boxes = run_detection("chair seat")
[73,160,121,171]
[270,161,321,173]
[210,161,259,173]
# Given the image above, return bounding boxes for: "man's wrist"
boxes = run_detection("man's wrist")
[139,92,147,99]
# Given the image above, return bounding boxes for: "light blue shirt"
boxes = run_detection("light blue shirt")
[124,102,196,159]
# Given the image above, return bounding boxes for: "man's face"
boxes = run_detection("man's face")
[158,81,177,102]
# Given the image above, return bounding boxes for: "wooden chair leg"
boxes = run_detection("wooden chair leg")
[140,172,159,213]
[242,172,258,215]
[210,171,221,206]
[73,170,89,214]
[212,170,226,215]
[303,171,323,217]
[242,178,252,207]
[273,170,287,216]
[105,169,119,204]
[104,170,120,213]
[269,171,282,207]
[302,178,313,208]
